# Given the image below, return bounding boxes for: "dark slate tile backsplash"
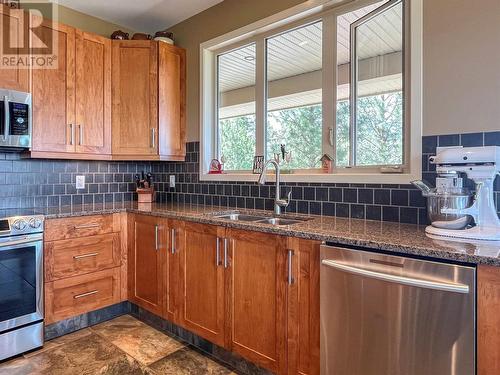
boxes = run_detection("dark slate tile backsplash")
[0,154,168,209]
[1,131,499,224]
[164,132,500,224]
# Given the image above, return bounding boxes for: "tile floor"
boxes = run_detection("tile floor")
[0,315,237,375]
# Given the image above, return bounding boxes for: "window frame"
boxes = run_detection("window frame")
[200,0,423,184]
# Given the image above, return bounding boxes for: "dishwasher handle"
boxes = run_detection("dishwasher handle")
[321,259,470,294]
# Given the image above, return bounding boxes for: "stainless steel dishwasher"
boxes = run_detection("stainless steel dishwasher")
[320,244,475,375]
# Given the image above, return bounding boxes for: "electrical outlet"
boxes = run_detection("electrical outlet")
[169,175,176,188]
[76,175,85,189]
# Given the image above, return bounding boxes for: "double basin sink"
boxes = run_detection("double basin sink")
[213,212,312,226]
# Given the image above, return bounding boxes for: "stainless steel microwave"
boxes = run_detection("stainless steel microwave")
[0,89,32,150]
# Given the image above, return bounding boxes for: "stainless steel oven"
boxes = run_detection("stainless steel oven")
[0,214,44,361]
[0,89,32,150]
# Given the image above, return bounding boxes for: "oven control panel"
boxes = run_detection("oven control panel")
[0,215,44,237]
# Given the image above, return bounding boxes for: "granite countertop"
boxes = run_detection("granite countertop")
[36,201,500,267]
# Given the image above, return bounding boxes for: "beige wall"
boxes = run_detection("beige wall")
[168,0,306,141]
[20,2,135,37]
[170,0,500,140]
[423,0,500,135]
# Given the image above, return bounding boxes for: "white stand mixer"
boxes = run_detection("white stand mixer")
[426,146,500,241]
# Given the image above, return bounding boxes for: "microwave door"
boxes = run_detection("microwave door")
[9,102,29,137]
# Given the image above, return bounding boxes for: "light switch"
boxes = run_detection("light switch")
[76,175,85,189]
[169,175,176,188]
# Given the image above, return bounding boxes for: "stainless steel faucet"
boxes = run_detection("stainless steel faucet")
[257,159,292,215]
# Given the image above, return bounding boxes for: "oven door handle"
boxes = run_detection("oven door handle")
[0,234,43,248]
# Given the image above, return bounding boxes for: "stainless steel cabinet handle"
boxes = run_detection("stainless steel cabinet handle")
[151,128,156,148]
[73,252,99,260]
[69,123,74,145]
[74,290,98,299]
[155,224,159,250]
[287,250,295,285]
[223,238,228,268]
[171,228,176,254]
[73,223,100,230]
[216,237,221,266]
[321,260,470,294]
[78,124,83,145]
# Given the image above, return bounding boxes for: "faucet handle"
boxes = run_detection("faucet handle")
[277,189,292,208]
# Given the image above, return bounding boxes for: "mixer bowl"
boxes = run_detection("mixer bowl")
[426,193,474,229]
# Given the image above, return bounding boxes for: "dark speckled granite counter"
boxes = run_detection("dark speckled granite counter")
[35,202,500,267]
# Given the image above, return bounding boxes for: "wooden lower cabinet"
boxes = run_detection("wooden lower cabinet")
[42,213,500,375]
[287,238,320,375]
[179,222,226,347]
[45,267,121,324]
[478,265,500,375]
[164,219,183,323]
[45,233,120,282]
[44,214,124,325]
[226,228,288,374]
[127,214,167,316]
[44,214,119,241]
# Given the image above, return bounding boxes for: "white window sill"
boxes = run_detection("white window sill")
[199,171,421,185]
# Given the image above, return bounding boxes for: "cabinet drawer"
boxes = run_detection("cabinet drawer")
[45,233,120,281]
[45,267,121,324]
[45,214,119,241]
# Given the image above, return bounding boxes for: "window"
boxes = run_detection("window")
[201,0,422,183]
[266,22,323,170]
[342,0,405,168]
[217,44,256,171]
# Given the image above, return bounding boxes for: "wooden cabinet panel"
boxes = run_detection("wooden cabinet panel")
[287,238,320,375]
[112,40,158,158]
[478,265,500,375]
[128,214,165,316]
[31,18,75,153]
[164,219,183,323]
[158,43,186,161]
[227,229,287,374]
[0,6,29,92]
[180,222,225,347]
[45,267,120,324]
[75,30,111,155]
[44,214,118,241]
[45,233,120,282]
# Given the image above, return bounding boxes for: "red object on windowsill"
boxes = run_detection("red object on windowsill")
[208,159,224,174]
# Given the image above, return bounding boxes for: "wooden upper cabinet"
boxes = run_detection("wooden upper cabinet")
[179,222,226,347]
[75,30,111,155]
[286,238,320,375]
[226,229,288,375]
[158,43,186,161]
[0,6,29,92]
[128,214,166,316]
[31,18,76,154]
[112,40,158,158]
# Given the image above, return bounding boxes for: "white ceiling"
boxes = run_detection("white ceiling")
[217,0,402,94]
[55,0,223,33]
[218,0,404,119]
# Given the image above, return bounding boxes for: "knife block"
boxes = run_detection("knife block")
[136,187,155,203]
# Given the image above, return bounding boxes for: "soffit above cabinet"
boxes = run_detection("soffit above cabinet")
[54,0,223,33]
